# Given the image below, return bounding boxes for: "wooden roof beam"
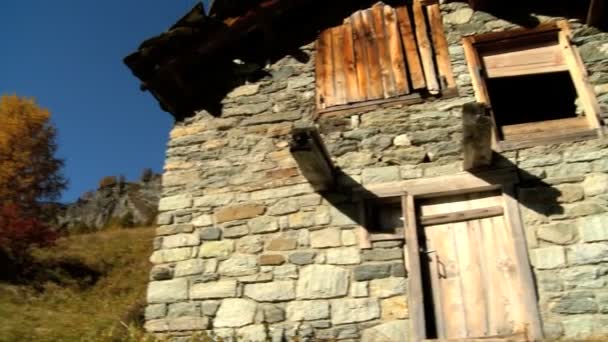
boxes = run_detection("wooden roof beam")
[462,102,493,171]
[290,127,336,191]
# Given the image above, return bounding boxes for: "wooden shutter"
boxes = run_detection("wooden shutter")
[316,1,456,112]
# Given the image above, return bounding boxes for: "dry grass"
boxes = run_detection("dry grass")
[0,227,155,342]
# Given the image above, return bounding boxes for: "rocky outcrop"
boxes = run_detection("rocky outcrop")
[57,174,161,231]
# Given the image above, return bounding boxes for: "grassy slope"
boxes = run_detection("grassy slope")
[0,227,154,342]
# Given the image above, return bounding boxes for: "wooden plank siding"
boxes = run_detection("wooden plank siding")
[316,2,454,113]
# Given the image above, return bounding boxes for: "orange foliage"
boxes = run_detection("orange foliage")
[0,94,66,209]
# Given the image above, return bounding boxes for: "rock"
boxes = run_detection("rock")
[159,194,192,211]
[568,243,608,265]
[341,230,357,246]
[223,224,249,238]
[145,304,166,320]
[286,300,330,321]
[227,84,260,98]
[190,280,237,299]
[370,277,407,298]
[259,254,286,266]
[215,204,265,223]
[362,166,400,184]
[201,301,220,316]
[244,281,296,302]
[237,235,264,254]
[393,134,412,146]
[562,315,595,339]
[157,224,194,236]
[239,272,273,284]
[199,240,235,259]
[268,198,300,215]
[361,135,393,151]
[310,228,342,248]
[580,214,608,242]
[556,184,585,203]
[193,193,234,208]
[354,264,392,281]
[391,262,407,277]
[214,299,257,328]
[583,173,608,197]
[167,302,199,318]
[145,317,209,332]
[289,251,317,265]
[261,304,286,323]
[350,281,369,298]
[329,204,358,226]
[248,216,279,234]
[150,247,193,264]
[200,227,221,240]
[162,233,200,249]
[361,320,408,342]
[287,76,315,89]
[532,246,566,269]
[150,265,173,280]
[551,291,598,314]
[250,183,314,201]
[224,102,271,116]
[362,248,403,261]
[381,296,408,320]
[273,264,298,280]
[174,259,206,277]
[148,278,189,304]
[297,265,349,299]
[219,254,259,276]
[325,247,361,265]
[242,111,302,126]
[562,266,608,289]
[267,237,297,251]
[537,222,578,245]
[237,324,267,342]
[330,298,380,324]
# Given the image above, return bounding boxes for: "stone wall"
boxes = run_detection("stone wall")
[145,2,608,341]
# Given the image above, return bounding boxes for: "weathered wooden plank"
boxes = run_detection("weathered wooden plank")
[501,116,588,139]
[420,191,502,217]
[331,26,347,106]
[316,92,422,119]
[427,4,456,90]
[462,102,493,171]
[482,42,567,78]
[384,5,410,95]
[372,3,397,98]
[420,206,504,226]
[413,0,439,94]
[351,11,370,102]
[502,185,544,341]
[361,9,384,100]
[404,195,426,341]
[557,21,603,135]
[395,6,426,90]
[499,129,598,151]
[317,29,335,109]
[342,19,360,103]
[443,223,467,338]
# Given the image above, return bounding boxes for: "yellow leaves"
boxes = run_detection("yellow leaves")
[0,94,65,205]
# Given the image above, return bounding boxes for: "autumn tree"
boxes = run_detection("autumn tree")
[0,94,66,267]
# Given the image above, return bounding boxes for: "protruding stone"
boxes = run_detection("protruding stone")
[325,247,361,265]
[216,204,265,223]
[297,265,349,299]
[381,296,408,320]
[259,254,286,266]
[370,277,407,298]
[148,278,189,304]
[190,280,237,299]
[361,320,408,342]
[244,281,296,302]
[219,254,259,276]
[150,265,173,280]
[393,134,412,146]
[310,228,342,248]
[354,264,392,281]
[286,300,330,321]
[199,240,235,259]
[214,299,257,328]
[331,298,380,324]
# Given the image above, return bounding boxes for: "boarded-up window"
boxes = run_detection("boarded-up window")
[463,21,603,149]
[316,1,456,114]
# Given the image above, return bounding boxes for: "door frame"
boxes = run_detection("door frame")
[365,168,543,342]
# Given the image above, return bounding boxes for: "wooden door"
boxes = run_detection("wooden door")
[418,191,530,341]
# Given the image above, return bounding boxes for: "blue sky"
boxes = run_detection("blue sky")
[0,1,201,202]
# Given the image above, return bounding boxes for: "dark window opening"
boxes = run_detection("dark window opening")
[417,225,439,339]
[365,197,402,234]
[487,71,578,129]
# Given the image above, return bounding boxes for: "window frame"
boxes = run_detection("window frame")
[463,20,604,151]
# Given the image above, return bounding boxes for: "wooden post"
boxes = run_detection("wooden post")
[290,127,335,191]
[462,102,493,171]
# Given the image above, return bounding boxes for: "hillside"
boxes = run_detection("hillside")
[0,227,154,342]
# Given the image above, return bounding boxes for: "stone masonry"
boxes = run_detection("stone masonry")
[145,3,608,341]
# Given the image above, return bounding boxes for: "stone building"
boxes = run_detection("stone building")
[124,0,608,340]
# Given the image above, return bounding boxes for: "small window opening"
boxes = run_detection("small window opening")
[487,71,579,139]
[365,197,402,234]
